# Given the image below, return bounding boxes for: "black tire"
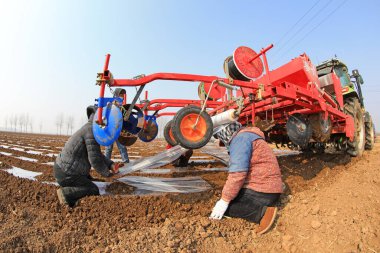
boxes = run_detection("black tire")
[365,113,375,150]
[309,113,332,142]
[286,114,312,148]
[164,120,178,146]
[172,106,213,149]
[344,97,365,157]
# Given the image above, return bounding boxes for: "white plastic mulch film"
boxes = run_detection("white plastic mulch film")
[200,141,229,165]
[4,167,112,195]
[117,176,211,194]
[93,181,112,195]
[5,167,42,181]
[118,145,188,175]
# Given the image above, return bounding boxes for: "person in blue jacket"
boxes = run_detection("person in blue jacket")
[104,88,130,163]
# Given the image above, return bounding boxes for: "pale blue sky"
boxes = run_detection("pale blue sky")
[0,0,379,134]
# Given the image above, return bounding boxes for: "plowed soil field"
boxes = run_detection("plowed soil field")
[0,131,379,252]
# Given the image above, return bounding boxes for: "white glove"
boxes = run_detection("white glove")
[209,199,229,220]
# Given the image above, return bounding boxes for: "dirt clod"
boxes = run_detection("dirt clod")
[311,220,322,229]
[105,182,135,195]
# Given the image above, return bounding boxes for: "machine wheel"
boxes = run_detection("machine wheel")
[118,133,138,146]
[172,106,213,149]
[164,120,178,146]
[138,118,158,142]
[344,97,365,156]
[365,113,375,150]
[286,114,312,149]
[309,113,332,142]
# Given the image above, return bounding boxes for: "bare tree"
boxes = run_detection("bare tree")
[4,116,8,131]
[9,115,13,131]
[24,113,30,133]
[55,113,64,135]
[29,117,34,133]
[39,120,43,134]
[70,117,75,134]
[66,115,75,135]
[14,115,18,132]
[18,114,24,132]
[11,115,17,132]
[55,117,60,135]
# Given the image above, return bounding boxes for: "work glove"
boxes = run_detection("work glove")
[110,163,124,174]
[209,199,229,220]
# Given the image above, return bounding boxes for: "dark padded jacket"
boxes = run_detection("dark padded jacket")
[55,114,113,177]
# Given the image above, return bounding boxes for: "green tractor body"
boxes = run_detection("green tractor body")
[316,59,374,155]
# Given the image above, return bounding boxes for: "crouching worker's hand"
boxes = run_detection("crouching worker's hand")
[209,199,229,220]
[110,163,124,174]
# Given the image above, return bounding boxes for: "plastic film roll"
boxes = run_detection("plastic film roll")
[211,109,238,127]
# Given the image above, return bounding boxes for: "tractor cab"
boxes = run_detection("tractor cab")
[316,59,365,107]
[317,59,353,88]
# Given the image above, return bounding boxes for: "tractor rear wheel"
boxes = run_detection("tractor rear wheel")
[164,120,178,146]
[365,113,375,150]
[172,106,213,149]
[344,97,365,156]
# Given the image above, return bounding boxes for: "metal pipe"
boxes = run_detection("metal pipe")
[98,54,111,125]
[217,80,238,90]
[112,73,260,89]
[248,44,273,63]
[123,93,127,105]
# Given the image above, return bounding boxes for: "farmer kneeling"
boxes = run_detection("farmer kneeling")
[210,122,283,235]
[54,106,121,207]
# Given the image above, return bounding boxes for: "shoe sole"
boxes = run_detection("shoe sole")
[57,189,67,205]
[257,207,278,235]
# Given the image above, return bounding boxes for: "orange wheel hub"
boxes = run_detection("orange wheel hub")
[179,113,207,142]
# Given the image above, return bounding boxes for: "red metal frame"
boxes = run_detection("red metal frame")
[96,45,355,140]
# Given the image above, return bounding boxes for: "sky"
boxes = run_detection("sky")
[0,0,379,134]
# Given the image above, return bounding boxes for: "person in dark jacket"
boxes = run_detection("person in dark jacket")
[104,88,130,163]
[54,106,120,207]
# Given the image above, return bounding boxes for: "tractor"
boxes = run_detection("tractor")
[316,59,375,156]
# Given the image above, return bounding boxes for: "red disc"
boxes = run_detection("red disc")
[199,82,226,100]
[233,46,264,79]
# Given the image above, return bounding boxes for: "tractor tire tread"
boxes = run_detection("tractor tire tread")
[365,113,375,150]
[164,120,178,147]
[343,97,365,157]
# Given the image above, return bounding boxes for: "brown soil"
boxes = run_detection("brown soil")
[105,182,136,195]
[0,131,379,252]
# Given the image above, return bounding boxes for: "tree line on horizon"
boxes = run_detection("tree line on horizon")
[2,113,172,138]
[2,113,79,136]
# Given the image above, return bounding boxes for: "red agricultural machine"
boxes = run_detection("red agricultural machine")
[92,44,375,157]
